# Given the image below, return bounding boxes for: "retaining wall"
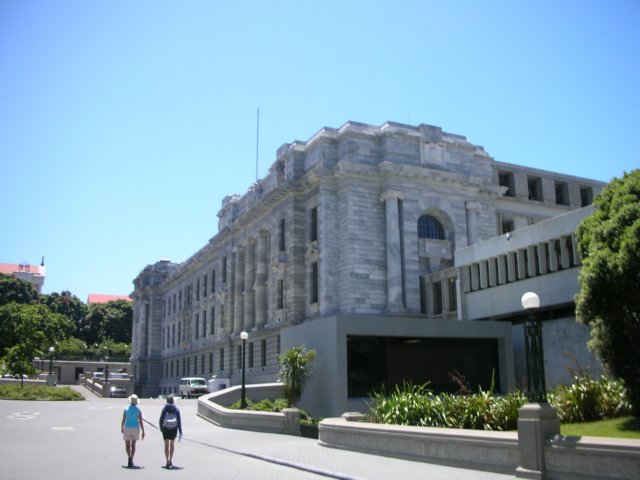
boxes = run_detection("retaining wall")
[197,383,300,435]
[318,414,640,480]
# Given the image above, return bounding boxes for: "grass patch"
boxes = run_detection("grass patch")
[0,384,84,401]
[561,416,640,439]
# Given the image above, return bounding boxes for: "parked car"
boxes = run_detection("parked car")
[109,385,128,398]
[179,377,209,398]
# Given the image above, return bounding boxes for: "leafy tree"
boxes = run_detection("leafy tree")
[1,302,47,386]
[0,274,38,305]
[40,291,87,335]
[278,346,317,407]
[575,169,640,415]
[79,300,133,345]
[55,337,89,357]
[0,303,74,357]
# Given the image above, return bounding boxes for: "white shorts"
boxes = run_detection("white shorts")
[123,427,140,441]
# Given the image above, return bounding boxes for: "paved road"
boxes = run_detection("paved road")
[0,387,516,479]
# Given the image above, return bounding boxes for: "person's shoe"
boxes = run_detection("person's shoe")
[166,461,170,469]
[128,457,133,468]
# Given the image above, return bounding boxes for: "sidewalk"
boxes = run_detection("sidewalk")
[160,397,516,480]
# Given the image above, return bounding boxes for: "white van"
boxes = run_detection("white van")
[179,377,209,398]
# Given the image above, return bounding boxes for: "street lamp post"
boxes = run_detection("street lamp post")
[105,355,110,385]
[48,346,54,375]
[516,292,559,478]
[240,331,248,409]
[521,292,546,402]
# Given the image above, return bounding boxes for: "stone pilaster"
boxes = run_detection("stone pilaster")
[255,231,268,329]
[244,238,256,331]
[233,246,245,335]
[380,190,405,312]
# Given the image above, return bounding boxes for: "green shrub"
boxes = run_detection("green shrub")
[0,384,84,401]
[548,375,631,423]
[367,382,525,431]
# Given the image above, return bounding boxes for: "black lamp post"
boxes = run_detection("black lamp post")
[104,355,110,385]
[240,331,248,409]
[521,292,547,402]
[48,346,54,375]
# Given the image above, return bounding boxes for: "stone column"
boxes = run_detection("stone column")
[233,246,245,335]
[465,201,480,246]
[255,231,268,329]
[244,239,256,331]
[516,402,560,479]
[380,191,405,312]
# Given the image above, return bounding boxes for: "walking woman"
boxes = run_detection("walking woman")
[121,394,145,468]
[159,394,182,468]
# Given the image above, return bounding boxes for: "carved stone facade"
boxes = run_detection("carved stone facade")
[131,121,604,414]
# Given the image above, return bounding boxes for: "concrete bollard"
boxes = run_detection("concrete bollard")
[516,402,560,479]
[282,408,301,436]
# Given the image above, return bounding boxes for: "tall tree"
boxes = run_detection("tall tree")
[40,291,87,335]
[80,300,133,345]
[0,274,38,305]
[0,303,74,357]
[575,169,640,415]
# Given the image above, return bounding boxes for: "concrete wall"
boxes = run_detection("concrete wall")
[197,383,300,435]
[283,314,515,418]
[319,415,640,480]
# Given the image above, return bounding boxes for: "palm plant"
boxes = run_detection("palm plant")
[278,346,316,407]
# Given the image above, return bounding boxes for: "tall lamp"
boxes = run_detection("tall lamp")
[48,346,55,375]
[240,331,248,408]
[521,292,546,402]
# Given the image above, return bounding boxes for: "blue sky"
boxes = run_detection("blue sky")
[1,1,638,302]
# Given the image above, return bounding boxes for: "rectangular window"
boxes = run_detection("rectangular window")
[419,277,427,314]
[310,262,319,304]
[498,171,515,197]
[203,274,208,297]
[194,313,199,339]
[501,219,514,234]
[310,206,318,242]
[219,348,224,371]
[249,342,254,368]
[173,293,176,313]
[528,176,542,201]
[210,306,215,336]
[555,181,569,205]
[202,310,207,337]
[261,339,267,367]
[580,186,593,206]
[279,218,286,251]
[277,335,281,355]
[236,345,242,370]
[201,354,205,374]
[433,281,443,315]
[209,352,214,373]
[222,257,227,282]
[212,269,216,294]
[448,278,457,312]
[277,279,284,309]
[196,279,200,301]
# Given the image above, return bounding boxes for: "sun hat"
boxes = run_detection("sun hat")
[128,394,139,405]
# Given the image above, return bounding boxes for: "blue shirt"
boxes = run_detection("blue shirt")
[124,404,141,428]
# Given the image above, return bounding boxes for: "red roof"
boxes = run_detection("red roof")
[0,263,45,276]
[87,294,131,304]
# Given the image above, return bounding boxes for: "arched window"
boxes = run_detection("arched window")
[418,215,445,240]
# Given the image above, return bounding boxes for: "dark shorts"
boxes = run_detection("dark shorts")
[161,427,178,440]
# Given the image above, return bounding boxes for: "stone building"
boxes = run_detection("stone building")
[131,121,604,417]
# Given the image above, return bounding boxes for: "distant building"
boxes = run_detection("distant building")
[131,121,605,417]
[87,294,131,304]
[0,258,46,294]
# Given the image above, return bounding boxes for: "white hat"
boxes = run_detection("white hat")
[128,394,138,405]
